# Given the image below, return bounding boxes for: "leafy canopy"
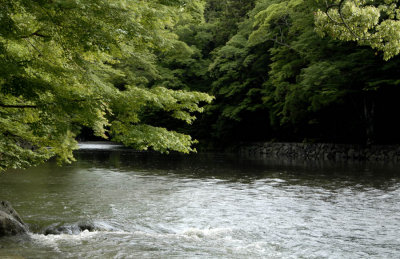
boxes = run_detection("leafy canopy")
[0,0,213,171]
[315,0,400,60]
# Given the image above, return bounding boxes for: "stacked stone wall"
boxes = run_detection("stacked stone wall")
[239,143,400,162]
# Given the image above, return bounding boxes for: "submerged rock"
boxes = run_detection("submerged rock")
[0,201,28,237]
[44,221,96,235]
[78,221,95,232]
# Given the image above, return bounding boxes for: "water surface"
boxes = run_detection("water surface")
[1,144,400,258]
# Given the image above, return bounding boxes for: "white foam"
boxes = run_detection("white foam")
[28,230,99,252]
[269,178,286,183]
[181,227,233,238]
[131,227,234,241]
[171,227,235,243]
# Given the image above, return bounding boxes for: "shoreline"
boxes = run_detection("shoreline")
[239,142,400,162]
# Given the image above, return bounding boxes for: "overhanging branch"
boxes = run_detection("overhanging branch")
[324,0,378,41]
[0,103,37,108]
[21,31,50,39]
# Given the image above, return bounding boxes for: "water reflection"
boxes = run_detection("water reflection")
[75,149,400,189]
[0,145,400,258]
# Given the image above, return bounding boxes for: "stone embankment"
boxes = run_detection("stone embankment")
[239,142,400,162]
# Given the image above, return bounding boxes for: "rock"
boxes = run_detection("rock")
[0,201,28,237]
[44,221,96,235]
[78,221,95,232]
[44,223,73,235]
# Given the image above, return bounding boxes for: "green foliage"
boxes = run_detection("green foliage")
[3,0,400,169]
[195,0,400,144]
[112,123,198,153]
[249,0,365,128]
[315,0,400,60]
[0,0,212,171]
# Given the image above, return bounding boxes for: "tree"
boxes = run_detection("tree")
[250,0,400,144]
[207,2,272,144]
[0,0,212,171]
[315,0,400,60]
[204,0,256,47]
[203,0,400,145]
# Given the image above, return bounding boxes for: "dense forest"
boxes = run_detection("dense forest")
[166,0,400,148]
[2,0,400,170]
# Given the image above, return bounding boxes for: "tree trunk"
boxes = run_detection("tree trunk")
[363,93,375,146]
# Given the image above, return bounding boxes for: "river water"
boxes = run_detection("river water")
[1,143,400,258]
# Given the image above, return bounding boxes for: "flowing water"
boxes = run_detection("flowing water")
[1,143,400,258]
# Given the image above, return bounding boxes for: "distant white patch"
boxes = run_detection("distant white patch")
[78,142,124,150]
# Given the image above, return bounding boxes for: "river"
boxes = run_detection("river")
[1,143,400,258]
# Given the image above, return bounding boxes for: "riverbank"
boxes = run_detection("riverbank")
[239,142,400,162]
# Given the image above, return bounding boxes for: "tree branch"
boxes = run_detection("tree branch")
[324,0,376,41]
[0,103,37,108]
[0,97,103,109]
[21,31,50,39]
